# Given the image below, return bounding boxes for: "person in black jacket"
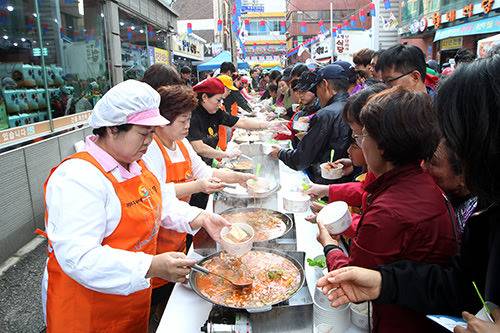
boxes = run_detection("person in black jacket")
[269,64,351,184]
[317,55,500,333]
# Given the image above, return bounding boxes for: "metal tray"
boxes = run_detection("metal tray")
[219,207,293,242]
[189,247,305,312]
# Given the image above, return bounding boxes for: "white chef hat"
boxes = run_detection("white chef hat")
[88,79,169,128]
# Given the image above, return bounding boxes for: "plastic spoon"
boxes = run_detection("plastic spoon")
[329,149,335,163]
[255,163,262,177]
[192,264,252,288]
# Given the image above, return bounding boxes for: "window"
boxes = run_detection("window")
[0,0,110,132]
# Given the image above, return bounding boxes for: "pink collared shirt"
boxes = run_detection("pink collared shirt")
[85,135,142,180]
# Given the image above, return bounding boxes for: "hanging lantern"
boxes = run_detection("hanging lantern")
[350,15,357,27]
[280,21,286,34]
[127,27,132,41]
[369,2,376,16]
[253,42,257,51]
[187,22,192,34]
[332,27,337,38]
[300,21,307,34]
[343,20,349,28]
[337,23,343,35]
[359,8,367,23]
[318,20,326,34]
[217,19,223,32]
[259,20,266,32]
[384,0,391,10]
[147,25,155,38]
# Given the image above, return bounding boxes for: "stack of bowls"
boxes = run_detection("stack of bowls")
[313,287,351,332]
[350,302,371,330]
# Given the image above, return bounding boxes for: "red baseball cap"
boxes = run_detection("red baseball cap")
[193,77,225,94]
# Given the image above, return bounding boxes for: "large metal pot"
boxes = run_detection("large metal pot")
[189,248,305,312]
[219,207,293,243]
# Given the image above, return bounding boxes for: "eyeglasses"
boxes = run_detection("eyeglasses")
[352,133,369,146]
[383,71,414,85]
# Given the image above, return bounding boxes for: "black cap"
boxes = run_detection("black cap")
[309,64,348,91]
[281,67,293,81]
[290,63,308,79]
[333,61,357,84]
[294,71,318,93]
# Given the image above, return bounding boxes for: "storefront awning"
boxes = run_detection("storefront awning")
[196,51,249,71]
[434,15,500,42]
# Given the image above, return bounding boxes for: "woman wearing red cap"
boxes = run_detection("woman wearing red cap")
[187,77,282,165]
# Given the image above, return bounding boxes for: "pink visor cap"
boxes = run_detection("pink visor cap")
[89,80,169,128]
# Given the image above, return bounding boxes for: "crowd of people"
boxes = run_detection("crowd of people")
[39,43,500,333]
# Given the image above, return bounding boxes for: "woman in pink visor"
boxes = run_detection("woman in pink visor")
[40,80,229,333]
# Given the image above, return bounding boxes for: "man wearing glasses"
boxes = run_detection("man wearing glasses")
[376,44,435,96]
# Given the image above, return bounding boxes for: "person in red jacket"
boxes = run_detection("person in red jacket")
[307,84,387,238]
[318,87,458,333]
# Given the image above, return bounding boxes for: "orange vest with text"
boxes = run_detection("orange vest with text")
[151,136,193,288]
[44,152,162,333]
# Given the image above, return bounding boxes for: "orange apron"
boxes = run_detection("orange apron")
[152,136,193,288]
[44,152,162,333]
[217,104,228,151]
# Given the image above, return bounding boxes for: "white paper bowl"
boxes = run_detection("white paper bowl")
[283,191,310,213]
[316,201,352,235]
[350,302,370,330]
[320,162,344,180]
[259,130,274,141]
[220,223,255,257]
[293,121,309,132]
[246,178,271,195]
[313,301,351,332]
[262,144,274,155]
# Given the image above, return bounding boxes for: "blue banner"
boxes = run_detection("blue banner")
[241,5,264,13]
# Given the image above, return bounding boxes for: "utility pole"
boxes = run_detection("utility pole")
[330,2,334,63]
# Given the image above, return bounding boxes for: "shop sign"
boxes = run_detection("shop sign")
[433,12,441,29]
[440,37,463,50]
[434,15,500,41]
[463,4,474,18]
[482,0,495,14]
[153,47,170,64]
[0,111,92,147]
[410,20,420,34]
[419,17,428,32]
[446,9,456,22]
[336,34,350,55]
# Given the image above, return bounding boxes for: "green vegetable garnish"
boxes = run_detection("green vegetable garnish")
[307,256,326,269]
[267,269,284,280]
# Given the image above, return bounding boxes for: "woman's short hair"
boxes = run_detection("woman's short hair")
[343,83,388,125]
[360,86,440,166]
[437,55,500,203]
[142,63,183,89]
[157,85,197,122]
[92,124,133,137]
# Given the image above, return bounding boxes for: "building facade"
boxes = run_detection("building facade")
[286,0,376,64]
[242,0,287,69]
[398,0,500,64]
